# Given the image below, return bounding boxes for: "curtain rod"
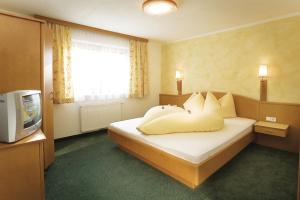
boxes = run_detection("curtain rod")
[34,15,148,42]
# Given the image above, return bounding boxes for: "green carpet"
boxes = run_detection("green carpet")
[46,132,298,200]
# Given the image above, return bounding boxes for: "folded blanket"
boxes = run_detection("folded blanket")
[137,111,224,135]
[140,105,184,125]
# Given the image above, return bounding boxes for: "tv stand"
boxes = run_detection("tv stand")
[0,130,46,200]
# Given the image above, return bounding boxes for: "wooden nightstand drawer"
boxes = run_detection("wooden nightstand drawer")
[254,121,289,137]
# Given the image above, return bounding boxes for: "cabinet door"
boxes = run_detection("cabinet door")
[0,142,44,200]
[42,24,55,168]
[0,14,41,92]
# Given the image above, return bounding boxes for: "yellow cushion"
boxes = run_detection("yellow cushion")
[183,92,204,114]
[202,92,221,114]
[140,105,184,125]
[219,92,237,118]
[137,111,224,135]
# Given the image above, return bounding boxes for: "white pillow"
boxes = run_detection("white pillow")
[202,92,221,114]
[183,92,204,114]
[137,111,224,135]
[140,105,184,125]
[219,92,237,118]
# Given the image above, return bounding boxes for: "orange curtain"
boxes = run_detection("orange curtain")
[129,40,148,98]
[48,23,74,104]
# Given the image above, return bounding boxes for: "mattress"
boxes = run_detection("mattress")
[109,117,256,164]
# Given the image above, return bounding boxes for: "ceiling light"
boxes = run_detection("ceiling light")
[143,0,178,15]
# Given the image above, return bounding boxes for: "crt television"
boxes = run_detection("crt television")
[0,90,42,143]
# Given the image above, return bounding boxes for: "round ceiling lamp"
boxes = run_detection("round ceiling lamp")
[142,0,178,15]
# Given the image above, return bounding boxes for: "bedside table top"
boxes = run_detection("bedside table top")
[255,121,289,130]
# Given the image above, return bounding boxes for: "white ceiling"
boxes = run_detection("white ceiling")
[0,0,300,42]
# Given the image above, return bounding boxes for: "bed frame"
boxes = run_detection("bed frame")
[108,92,260,188]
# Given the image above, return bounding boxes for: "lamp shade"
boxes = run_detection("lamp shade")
[259,65,268,77]
[175,70,183,80]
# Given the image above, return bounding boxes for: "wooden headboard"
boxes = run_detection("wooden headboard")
[159,92,259,120]
[159,92,300,153]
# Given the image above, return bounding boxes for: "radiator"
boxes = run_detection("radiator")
[79,103,122,133]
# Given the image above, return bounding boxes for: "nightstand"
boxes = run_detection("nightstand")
[254,121,289,137]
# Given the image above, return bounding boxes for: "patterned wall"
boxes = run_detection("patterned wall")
[161,16,300,103]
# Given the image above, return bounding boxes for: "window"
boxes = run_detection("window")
[71,29,130,102]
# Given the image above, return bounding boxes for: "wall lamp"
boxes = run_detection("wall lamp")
[259,64,268,101]
[175,70,183,95]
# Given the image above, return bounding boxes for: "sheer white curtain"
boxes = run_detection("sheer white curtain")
[71,29,130,102]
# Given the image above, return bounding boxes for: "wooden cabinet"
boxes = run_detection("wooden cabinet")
[0,13,41,92]
[0,130,46,200]
[0,11,54,168]
[41,24,55,168]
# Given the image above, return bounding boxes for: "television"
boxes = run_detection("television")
[0,90,42,143]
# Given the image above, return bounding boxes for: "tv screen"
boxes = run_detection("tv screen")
[22,94,41,129]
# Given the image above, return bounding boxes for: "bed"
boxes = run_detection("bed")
[108,92,259,188]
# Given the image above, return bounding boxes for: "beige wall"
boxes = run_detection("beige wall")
[54,41,161,139]
[161,16,300,103]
